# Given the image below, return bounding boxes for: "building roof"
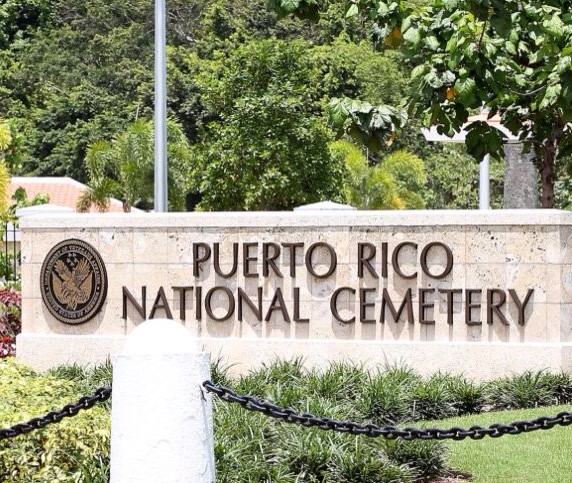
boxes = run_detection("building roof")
[9,176,127,213]
[421,112,521,144]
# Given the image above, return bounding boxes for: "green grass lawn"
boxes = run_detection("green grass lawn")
[426,405,572,482]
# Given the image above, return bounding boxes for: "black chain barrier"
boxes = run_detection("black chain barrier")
[2,381,572,442]
[203,380,572,441]
[0,387,111,441]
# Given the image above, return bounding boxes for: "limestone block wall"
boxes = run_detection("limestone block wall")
[17,210,572,378]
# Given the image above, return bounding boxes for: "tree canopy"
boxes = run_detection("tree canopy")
[270,0,572,207]
[193,39,345,210]
[0,0,509,211]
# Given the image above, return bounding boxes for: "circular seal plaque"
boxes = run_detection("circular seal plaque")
[41,239,108,325]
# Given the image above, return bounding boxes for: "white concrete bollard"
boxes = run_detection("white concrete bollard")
[110,319,215,483]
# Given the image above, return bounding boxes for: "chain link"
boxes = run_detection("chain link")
[4,381,572,442]
[203,380,572,441]
[0,387,112,441]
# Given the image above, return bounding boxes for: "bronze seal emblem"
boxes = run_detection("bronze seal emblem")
[41,239,108,325]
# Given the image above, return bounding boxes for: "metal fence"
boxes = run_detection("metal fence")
[1,221,20,282]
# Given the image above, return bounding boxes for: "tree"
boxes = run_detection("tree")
[0,0,54,49]
[269,0,572,208]
[194,39,345,210]
[332,140,426,209]
[423,145,505,209]
[79,119,192,212]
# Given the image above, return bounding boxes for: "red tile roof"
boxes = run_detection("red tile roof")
[9,177,126,213]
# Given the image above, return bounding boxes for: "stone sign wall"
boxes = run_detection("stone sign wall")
[17,210,572,378]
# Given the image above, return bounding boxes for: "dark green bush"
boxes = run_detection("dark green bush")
[544,372,572,404]
[326,439,416,482]
[356,366,420,425]
[304,361,368,403]
[485,370,558,410]
[443,374,485,415]
[357,372,414,425]
[412,374,457,420]
[384,439,448,482]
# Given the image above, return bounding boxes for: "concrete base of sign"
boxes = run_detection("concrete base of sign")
[16,333,572,380]
[17,209,572,379]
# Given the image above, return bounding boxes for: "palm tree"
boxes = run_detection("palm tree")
[332,140,426,209]
[79,119,192,212]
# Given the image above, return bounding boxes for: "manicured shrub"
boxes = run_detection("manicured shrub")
[384,439,448,482]
[0,359,110,483]
[234,357,305,399]
[270,426,338,482]
[412,374,458,421]
[544,372,572,405]
[485,370,558,410]
[304,361,368,404]
[326,438,417,483]
[212,359,449,482]
[356,366,420,425]
[210,356,235,388]
[443,374,486,415]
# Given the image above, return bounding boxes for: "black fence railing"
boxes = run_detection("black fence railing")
[1,221,20,282]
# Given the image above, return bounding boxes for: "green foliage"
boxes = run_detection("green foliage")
[268,0,322,20]
[46,359,112,398]
[10,187,49,210]
[4,358,572,482]
[0,0,487,211]
[305,360,368,403]
[0,1,203,183]
[384,439,447,482]
[332,140,399,209]
[332,140,426,209]
[0,11,153,180]
[485,371,561,410]
[312,40,409,107]
[80,119,192,211]
[381,150,426,208]
[0,359,110,482]
[269,0,572,207]
[195,39,345,210]
[403,2,572,207]
[422,144,505,209]
[0,121,10,153]
[442,374,485,416]
[329,97,407,152]
[0,0,54,49]
[357,369,418,424]
[326,442,417,483]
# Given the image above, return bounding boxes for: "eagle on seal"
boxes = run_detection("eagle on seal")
[52,258,92,310]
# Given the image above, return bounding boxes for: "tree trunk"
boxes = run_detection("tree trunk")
[539,122,565,208]
[539,154,555,208]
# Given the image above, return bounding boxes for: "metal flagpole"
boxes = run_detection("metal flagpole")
[154,0,168,212]
[479,153,490,210]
